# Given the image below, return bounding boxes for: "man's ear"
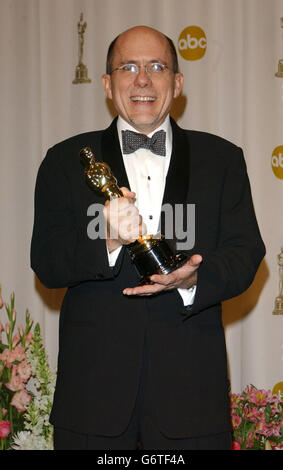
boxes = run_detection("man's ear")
[173,73,184,99]
[102,74,112,100]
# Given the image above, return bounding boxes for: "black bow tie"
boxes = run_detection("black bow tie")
[122,130,166,156]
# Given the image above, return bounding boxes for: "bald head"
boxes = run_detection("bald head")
[102,25,184,134]
[106,26,179,75]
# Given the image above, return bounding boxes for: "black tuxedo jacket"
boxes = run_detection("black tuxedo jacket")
[31,118,265,438]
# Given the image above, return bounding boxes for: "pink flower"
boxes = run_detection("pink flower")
[270,403,280,416]
[271,393,281,404]
[1,409,7,416]
[12,333,21,347]
[10,390,31,412]
[230,393,243,409]
[5,365,25,392]
[0,348,14,368]
[255,417,271,436]
[16,360,31,382]
[0,346,26,368]
[11,345,25,362]
[249,388,272,407]
[270,424,281,438]
[5,360,31,392]
[246,431,256,448]
[256,419,282,438]
[25,331,33,346]
[231,412,242,429]
[244,406,258,421]
[0,421,11,439]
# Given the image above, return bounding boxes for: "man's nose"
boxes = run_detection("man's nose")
[133,66,152,87]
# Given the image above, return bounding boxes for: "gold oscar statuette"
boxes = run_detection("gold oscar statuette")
[275,17,283,78]
[80,147,188,284]
[273,246,283,315]
[73,12,91,84]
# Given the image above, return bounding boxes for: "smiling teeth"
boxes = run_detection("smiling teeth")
[131,96,155,101]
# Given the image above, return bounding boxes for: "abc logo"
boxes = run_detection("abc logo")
[178,26,207,61]
[271,146,283,179]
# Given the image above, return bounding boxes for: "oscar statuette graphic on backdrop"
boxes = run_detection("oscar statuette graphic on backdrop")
[275,17,283,78]
[73,12,91,84]
[273,247,283,315]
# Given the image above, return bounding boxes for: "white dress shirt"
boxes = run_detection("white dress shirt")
[107,115,196,306]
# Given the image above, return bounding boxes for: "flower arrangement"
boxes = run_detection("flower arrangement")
[1,283,283,451]
[231,384,283,450]
[0,286,55,450]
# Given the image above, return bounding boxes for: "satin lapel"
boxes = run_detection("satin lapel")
[100,117,130,189]
[160,119,191,248]
[162,118,190,206]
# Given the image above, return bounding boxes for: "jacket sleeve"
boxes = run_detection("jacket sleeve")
[30,147,115,289]
[184,146,265,319]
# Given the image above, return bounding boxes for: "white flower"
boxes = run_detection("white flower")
[8,322,56,450]
[10,431,49,450]
[26,377,40,397]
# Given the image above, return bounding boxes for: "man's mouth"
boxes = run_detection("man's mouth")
[130,96,156,102]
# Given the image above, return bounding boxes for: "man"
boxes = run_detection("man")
[31,26,265,450]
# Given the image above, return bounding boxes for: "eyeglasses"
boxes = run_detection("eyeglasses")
[110,62,171,76]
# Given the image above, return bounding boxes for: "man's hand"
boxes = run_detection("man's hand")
[104,187,146,253]
[123,254,202,296]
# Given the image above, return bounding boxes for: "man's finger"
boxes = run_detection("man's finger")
[120,187,136,199]
[123,283,163,296]
[149,254,202,285]
[187,254,203,267]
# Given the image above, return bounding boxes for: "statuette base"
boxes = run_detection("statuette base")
[73,63,91,84]
[275,60,283,77]
[273,296,283,315]
[128,237,189,284]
